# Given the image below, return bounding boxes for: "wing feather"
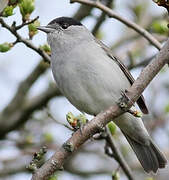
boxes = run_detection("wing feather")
[96,39,148,114]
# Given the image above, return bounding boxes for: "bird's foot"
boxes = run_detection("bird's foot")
[118,90,134,110]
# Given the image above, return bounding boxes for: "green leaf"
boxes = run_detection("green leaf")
[39,44,51,55]
[151,20,168,35]
[28,20,40,31]
[145,177,154,180]
[0,42,13,52]
[49,174,58,180]
[76,114,88,125]
[19,0,35,21]
[66,112,75,124]
[43,132,53,143]
[2,5,14,17]
[28,20,40,38]
[107,122,116,136]
[133,3,146,19]
[95,30,104,40]
[164,102,169,113]
[112,171,120,180]
[66,112,88,129]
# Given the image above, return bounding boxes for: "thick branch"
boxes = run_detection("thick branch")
[1,61,49,115]
[70,0,162,50]
[0,86,61,138]
[0,60,49,137]
[31,37,169,180]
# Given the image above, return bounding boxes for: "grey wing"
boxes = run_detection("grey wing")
[96,39,148,114]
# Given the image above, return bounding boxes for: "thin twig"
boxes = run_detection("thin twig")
[73,4,93,20]
[0,18,50,62]
[15,16,39,30]
[105,127,134,180]
[128,54,156,70]
[70,0,162,50]
[92,0,113,35]
[45,108,73,131]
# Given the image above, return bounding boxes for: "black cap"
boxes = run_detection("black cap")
[48,17,82,29]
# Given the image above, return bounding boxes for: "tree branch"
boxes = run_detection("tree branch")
[92,0,113,35]
[31,36,169,180]
[1,61,49,115]
[128,54,156,70]
[70,0,162,50]
[15,16,39,30]
[0,18,51,63]
[105,127,134,180]
[0,60,49,137]
[0,85,61,138]
[73,4,93,20]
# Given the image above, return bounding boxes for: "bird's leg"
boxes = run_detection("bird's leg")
[118,89,134,110]
[118,90,142,117]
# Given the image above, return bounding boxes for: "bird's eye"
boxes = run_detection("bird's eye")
[61,23,69,29]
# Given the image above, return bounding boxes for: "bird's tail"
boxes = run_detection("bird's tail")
[123,132,167,173]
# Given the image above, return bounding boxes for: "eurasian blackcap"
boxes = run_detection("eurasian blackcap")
[38,17,167,173]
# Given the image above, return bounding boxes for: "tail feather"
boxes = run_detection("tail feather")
[123,132,167,173]
[150,140,167,168]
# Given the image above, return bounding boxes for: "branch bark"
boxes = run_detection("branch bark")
[73,4,93,20]
[31,37,169,180]
[92,0,113,35]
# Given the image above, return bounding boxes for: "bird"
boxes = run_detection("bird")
[37,16,167,173]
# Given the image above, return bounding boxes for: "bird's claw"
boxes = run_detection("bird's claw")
[118,90,134,110]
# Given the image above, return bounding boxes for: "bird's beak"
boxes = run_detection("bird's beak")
[37,25,55,33]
